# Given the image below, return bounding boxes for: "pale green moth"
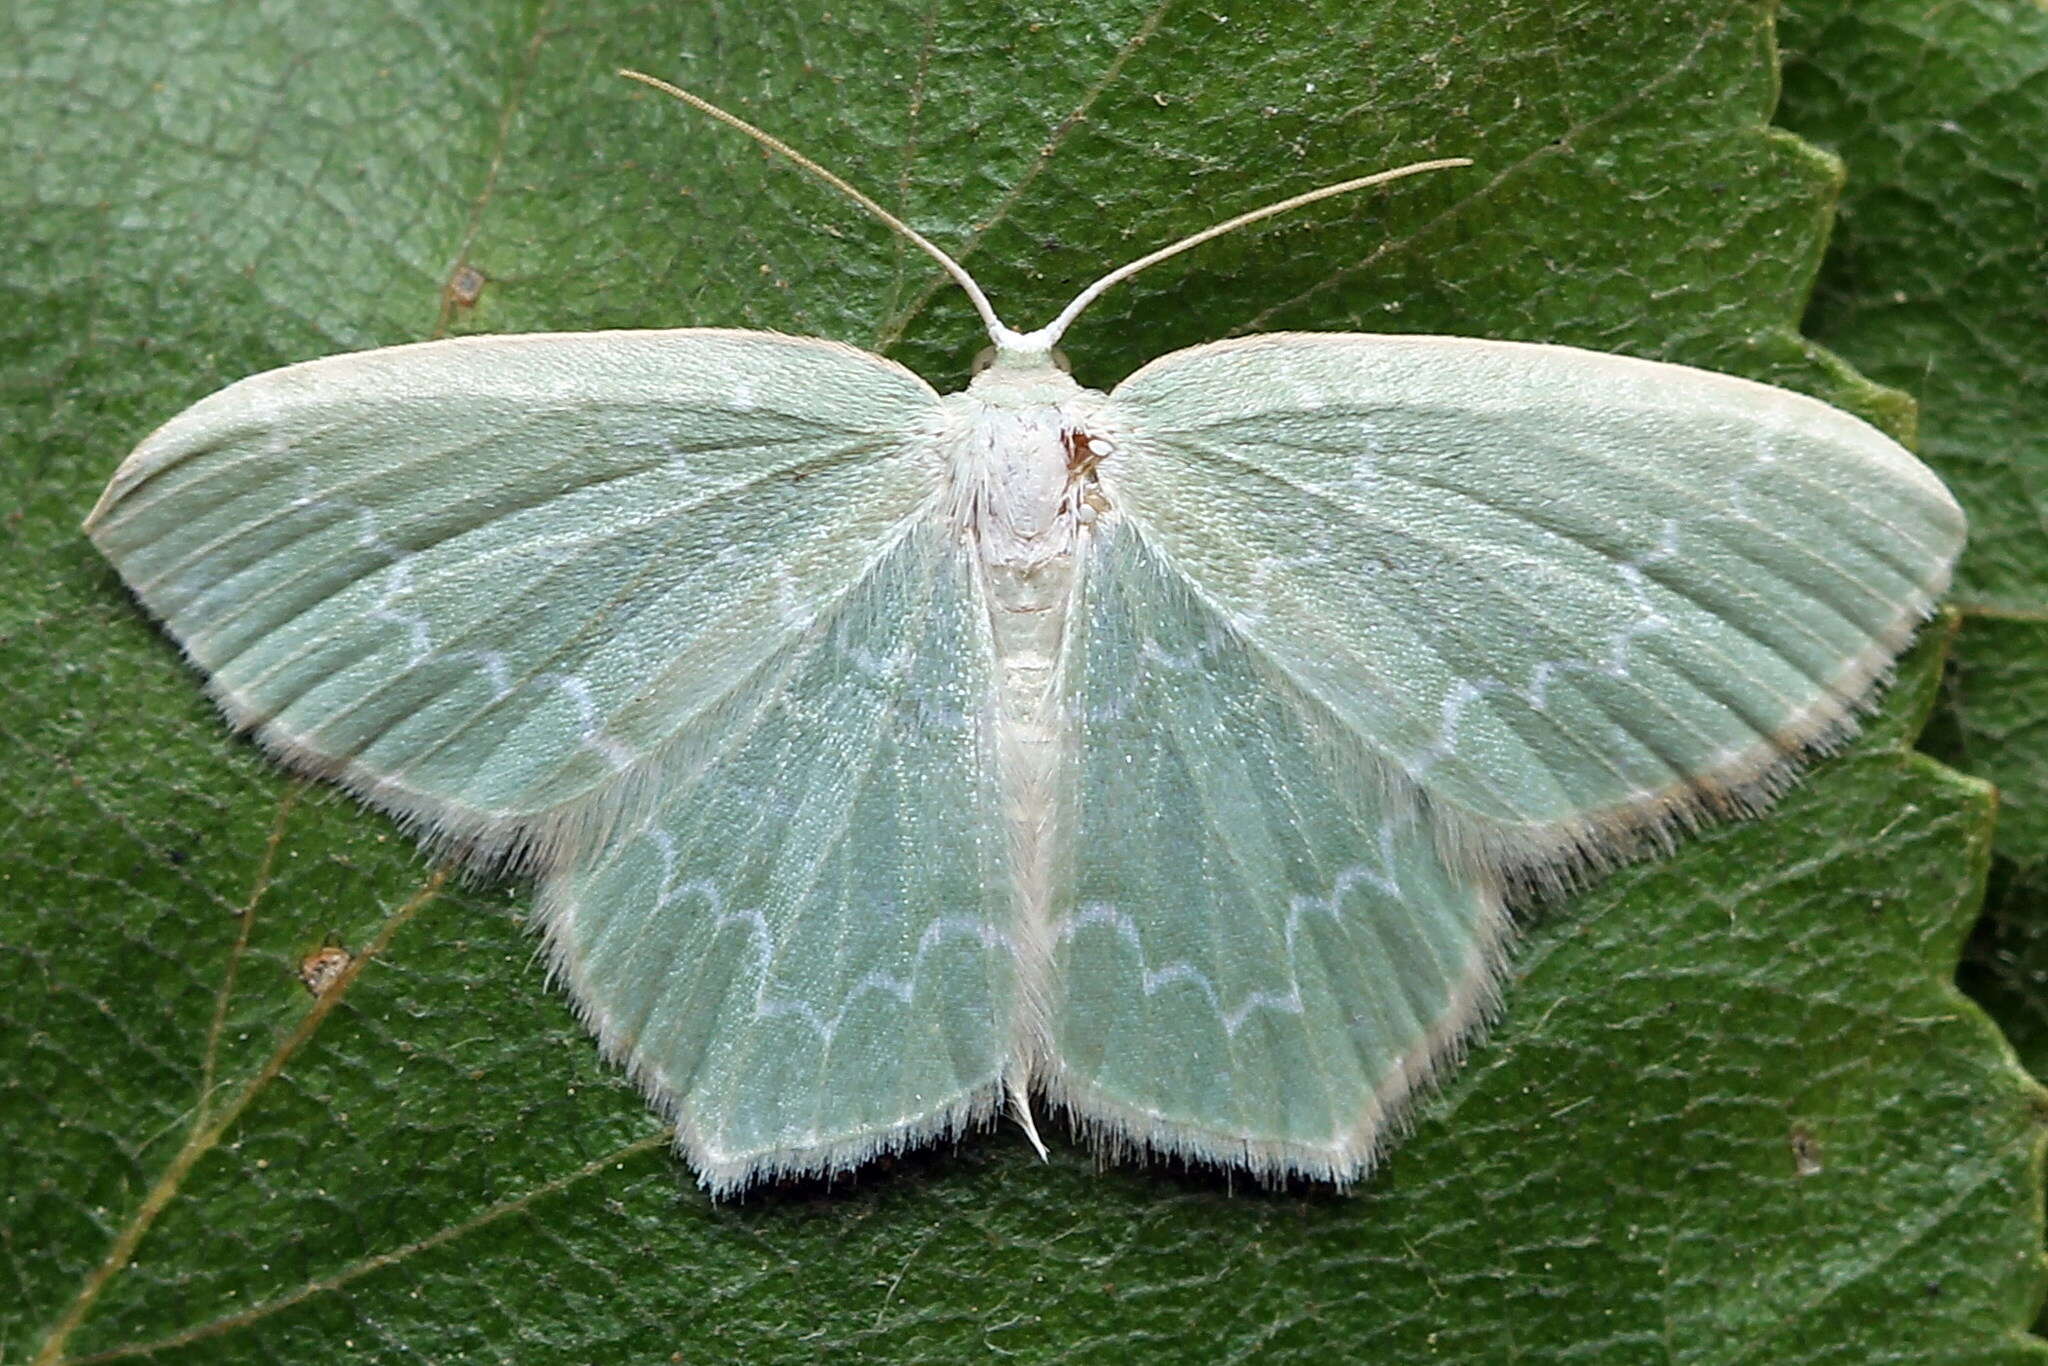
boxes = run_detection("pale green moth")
[85,72,1966,1197]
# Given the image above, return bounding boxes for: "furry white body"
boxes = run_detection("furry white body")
[938,356,1108,1130]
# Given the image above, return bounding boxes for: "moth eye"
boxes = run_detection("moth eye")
[1049,348,1073,374]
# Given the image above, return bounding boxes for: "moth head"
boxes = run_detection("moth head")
[964,343,1087,406]
[970,344,1071,377]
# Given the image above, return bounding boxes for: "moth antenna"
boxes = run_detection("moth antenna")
[1031,157,1474,350]
[619,69,1015,346]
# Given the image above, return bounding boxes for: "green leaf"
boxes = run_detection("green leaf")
[1779,0,2048,618]
[1774,4,2048,1083]
[4,3,2040,1362]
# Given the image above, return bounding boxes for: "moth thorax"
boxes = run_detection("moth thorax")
[943,393,1096,567]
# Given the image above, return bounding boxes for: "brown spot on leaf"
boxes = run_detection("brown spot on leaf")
[1789,1123,1822,1177]
[445,264,487,309]
[298,945,353,996]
